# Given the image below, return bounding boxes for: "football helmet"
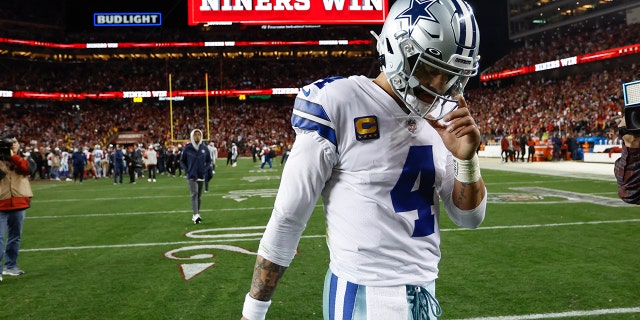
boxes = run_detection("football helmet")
[374,0,480,120]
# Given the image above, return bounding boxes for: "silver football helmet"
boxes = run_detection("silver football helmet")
[374,0,480,120]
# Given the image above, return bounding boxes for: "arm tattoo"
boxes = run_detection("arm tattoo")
[454,184,468,207]
[453,181,484,209]
[249,256,288,301]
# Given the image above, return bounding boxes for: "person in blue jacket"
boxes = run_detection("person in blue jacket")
[180,129,212,224]
[70,147,86,183]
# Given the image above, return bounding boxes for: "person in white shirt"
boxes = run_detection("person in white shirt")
[93,145,104,178]
[231,142,238,167]
[205,141,218,192]
[259,144,272,169]
[145,145,158,182]
[60,147,71,181]
[240,0,487,319]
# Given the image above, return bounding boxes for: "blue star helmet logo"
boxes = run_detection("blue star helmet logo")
[396,0,439,27]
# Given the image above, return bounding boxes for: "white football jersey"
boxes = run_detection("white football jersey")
[93,149,104,161]
[61,151,69,161]
[259,75,485,287]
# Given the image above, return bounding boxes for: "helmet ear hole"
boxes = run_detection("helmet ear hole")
[378,55,386,69]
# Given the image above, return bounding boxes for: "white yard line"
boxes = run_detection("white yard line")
[452,307,640,320]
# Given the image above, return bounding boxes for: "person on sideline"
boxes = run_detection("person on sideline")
[60,147,71,181]
[240,0,487,319]
[226,142,233,166]
[180,129,212,224]
[48,147,61,181]
[231,142,239,167]
[124,146,137,184]
[519,134,527,162]
[205,141,218,192]
[0,133,34,280]
[113,144,125,185]
[615,117,640,204]
[527,134,536,162]
[133,144,144,179]
[70,146,86,183]
[93,145,104,178]
[500,134,509,162]
[259,144,272,169]
[280,144,291,166]
[145,145,158,182]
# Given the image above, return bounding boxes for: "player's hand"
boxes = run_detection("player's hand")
[426,95,481,160]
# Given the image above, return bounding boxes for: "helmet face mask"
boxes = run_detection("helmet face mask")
[376,0,480,120]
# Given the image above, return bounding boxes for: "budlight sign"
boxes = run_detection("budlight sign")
[188,0,388,25]
[94,13,162,27]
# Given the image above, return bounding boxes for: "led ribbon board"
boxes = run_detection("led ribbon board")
[188,0,388,25]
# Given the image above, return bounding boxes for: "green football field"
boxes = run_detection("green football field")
[2,157,639,320]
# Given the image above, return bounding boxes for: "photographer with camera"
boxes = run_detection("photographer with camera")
[615,116,640,204]
[0,133,33,280]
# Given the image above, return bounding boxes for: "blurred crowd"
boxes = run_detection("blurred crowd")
[0,57,377,95]
[1,12,638,168]
[468,63,637,145]
[486,22,640,72]
[0,98,295,161]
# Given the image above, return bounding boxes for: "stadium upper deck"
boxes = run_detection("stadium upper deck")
[507,0,640,40]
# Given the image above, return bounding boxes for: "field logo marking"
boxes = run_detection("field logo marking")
[222,189,278,202]
[488,194,543,202]
[241,176,281,182]
[178,263,215,281]
[165,229,262,280]
[511,187,635,207]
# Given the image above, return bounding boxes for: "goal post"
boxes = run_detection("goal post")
[168,73,212,143]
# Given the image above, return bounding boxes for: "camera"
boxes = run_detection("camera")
[623,80,640,133]
[0,137,12,148]
[626,106,640,133]
[0,136,14,159]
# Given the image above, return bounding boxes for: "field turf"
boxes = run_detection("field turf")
[1,157,638,319]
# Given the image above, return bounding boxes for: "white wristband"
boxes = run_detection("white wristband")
[453,154,481,184]
[242,293,272,320]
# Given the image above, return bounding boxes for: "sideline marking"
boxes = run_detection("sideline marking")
[452,307,640,320]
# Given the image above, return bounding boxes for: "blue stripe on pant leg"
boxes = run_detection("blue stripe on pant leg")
[324,269,367,320]
[325,270,337,320]
[342,280,358,319]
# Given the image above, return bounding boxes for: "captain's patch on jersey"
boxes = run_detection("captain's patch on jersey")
[354,116,380,141]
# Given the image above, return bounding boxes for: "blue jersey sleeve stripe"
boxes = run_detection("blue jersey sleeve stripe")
[291,114,338,148]
[294,98,331,121]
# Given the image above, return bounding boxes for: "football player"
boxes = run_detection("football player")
[241,0,487,319]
